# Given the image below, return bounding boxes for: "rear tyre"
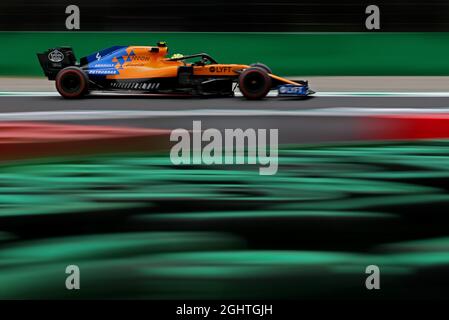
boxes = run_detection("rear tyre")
[250,63,272,74]
[238,67,272,100]
[55,67,89,99]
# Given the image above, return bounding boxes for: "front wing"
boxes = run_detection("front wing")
[277,84,315,97]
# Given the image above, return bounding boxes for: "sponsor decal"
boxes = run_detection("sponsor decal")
[111,82,160,90]
[87,69,118,75]
[92,63,115,68]
[278,85,306,95]
[131,56,150,61]
[48,50,64,63]
[209,66,232,73]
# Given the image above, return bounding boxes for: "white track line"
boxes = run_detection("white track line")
[3,91,449,97]
[1,91,449,121]
[0,92,59,96]
[0,108,448,121]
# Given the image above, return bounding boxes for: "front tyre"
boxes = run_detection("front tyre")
[250,63,272,74]
[55,67,89,99]
[238,67,272,100]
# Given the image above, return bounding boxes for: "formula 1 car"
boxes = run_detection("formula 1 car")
[37,42,314,100]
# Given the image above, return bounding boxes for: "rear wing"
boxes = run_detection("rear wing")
[37,47,77,80]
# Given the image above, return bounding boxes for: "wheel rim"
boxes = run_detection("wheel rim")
[242,71,266,94]
[61,72,81,93]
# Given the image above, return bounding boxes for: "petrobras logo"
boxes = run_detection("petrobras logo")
[87,69,118,75]
[278,85,306,95]
[48,50,64,63]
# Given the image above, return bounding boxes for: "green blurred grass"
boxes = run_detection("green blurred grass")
[3,32,449,76]
[1,140,449,299]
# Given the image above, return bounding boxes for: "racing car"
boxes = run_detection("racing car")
[37,41,314,100]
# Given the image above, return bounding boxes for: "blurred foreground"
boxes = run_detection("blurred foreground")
[1,141,449,299]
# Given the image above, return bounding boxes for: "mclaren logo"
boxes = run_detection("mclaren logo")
[48,50,64,63]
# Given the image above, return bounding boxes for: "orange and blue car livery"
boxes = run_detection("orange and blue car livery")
[37,41,314,100]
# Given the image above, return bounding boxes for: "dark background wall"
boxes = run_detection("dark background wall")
[2,0,449,31]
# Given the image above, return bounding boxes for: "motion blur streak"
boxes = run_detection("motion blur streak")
[364,114,449,140]
[3,33,449,77]
[1,0,449,31]
[2,141,449,298]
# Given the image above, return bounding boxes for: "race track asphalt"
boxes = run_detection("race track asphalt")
[1,94,449,143]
